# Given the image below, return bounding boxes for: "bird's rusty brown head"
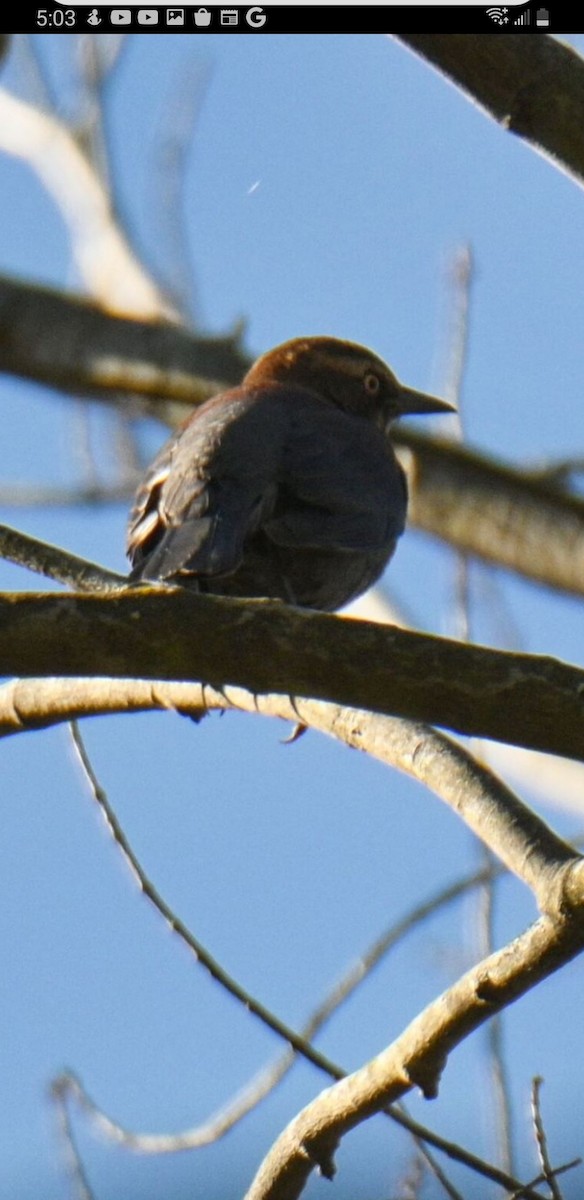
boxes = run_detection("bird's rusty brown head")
[244,336,454,430]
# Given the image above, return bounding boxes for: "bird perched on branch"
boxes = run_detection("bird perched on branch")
[127,336,453,611]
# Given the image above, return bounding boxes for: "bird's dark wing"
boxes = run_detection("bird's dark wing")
[264,397,407,553]
[127,388,286,581]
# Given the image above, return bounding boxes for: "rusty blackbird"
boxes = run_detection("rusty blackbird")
[127,336,453,610]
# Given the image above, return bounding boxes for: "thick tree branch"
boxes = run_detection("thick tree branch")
[2,36,583,1200]
[0,275,248,419]
[3,276,584,597]
[397,35,584,189]
[0,675,576,905]
[0,589,584,762]
[401,431,584,597]
[243,878,584,1200]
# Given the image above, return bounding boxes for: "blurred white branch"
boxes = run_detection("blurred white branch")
[0,87,172,316]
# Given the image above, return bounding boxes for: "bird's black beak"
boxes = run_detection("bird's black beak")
[397,384,456,417]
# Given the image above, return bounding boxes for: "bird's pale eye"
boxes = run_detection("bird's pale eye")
[363,372,381,396]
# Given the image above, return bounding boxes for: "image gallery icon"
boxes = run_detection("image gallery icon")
[167,7,184,21]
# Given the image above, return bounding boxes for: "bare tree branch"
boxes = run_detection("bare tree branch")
[50,1075,97,1200]
[530,1077,563,1200]
[3,274,584,598]
[64,716,350,1081]
[401,431,584,598]
[0,86,169,314]
[1,588,584,762]
[3,32,584,1200]
[0,275,248,417]
[56,733,504,1195]
[0,478,140,509]
[475,849,516,1178]
[242,878,584,1200]
[397,35,584,190]
[0,676,577,903]
[0,522,126,591]
[3,677,580,1199]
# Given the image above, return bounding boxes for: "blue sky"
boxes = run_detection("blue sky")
[1,31,584,1200]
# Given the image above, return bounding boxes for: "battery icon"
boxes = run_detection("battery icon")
[536,7,549,24]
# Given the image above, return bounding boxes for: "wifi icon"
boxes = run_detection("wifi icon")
[486,6,509,21]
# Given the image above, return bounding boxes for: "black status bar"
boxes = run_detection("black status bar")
[12,4,584,35]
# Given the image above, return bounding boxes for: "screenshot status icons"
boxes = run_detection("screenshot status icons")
[77,4,554,34]
[107,6,266,25]
[485,4,549,23]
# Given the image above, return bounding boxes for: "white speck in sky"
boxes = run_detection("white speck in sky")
[247,180,261,195]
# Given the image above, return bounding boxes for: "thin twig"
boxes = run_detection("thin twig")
[67,719,339,1080]
[151,56,211,320]
[527,455,584,487]
[393,1105,465,1200]
[63,717,553,1198]
[441,243,474,414]
[531,1077,563,1200]
[511,1158,582,1199]
[388,1106,549,1200]
[0,521,127,591]
[50,1075,97,1200]
[395,1154,426,1200]
[440,245,518,1179]
[0,479,138,508]
[75,33,126,191]
[443,243,473,644]
[476,847,516,1178]
[17,35,59,110]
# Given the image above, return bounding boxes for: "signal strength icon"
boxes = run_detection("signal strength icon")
[514,8,531,21]
[486,6,509,22]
